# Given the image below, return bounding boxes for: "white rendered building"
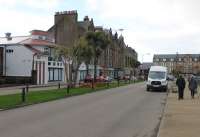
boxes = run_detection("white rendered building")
[0,30,65,85]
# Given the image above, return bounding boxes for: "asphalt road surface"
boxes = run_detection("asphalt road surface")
[0,82,167,137]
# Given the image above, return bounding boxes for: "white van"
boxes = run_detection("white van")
[146,66,168,92]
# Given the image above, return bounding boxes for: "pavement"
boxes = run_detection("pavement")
[158,82,200,137]
[0,82,167,137]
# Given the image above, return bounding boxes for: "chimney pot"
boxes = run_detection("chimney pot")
[5,32,12,41]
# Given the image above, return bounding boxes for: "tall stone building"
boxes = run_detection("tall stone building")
[48,10,94,47]
[48,10,138,80]
[153,54,200,75]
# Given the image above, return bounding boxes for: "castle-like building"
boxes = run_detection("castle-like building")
[48,10,138,80]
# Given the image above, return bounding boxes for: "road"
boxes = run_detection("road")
[0,82,167,137]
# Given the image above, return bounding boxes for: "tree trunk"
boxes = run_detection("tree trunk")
[94,57,97,82]
[86,63,89,75]
[73,62,81,87]
[64,60,69,83]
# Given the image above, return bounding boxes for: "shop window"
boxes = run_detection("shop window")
[48,68,63,81]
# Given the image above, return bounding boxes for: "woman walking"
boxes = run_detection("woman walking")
[188,76,198,99]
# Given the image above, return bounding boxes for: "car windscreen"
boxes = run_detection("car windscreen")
[149,71,166,79]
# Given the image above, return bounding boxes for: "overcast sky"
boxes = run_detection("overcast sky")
[0,0,200,62]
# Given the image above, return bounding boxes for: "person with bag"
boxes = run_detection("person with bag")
[188,75,198,99]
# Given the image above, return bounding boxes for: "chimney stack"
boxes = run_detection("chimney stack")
[84,16,89,21]
[5,32,12,41]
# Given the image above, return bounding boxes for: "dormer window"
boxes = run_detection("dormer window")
[38,35,43,40]
[31,35,46,40]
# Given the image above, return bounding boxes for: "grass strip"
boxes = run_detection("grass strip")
[0,80,143,109]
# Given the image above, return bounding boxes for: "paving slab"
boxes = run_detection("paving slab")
[158,85,200,137]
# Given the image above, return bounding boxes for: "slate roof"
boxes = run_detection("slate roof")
[0,36,29,45]
[139,62,154,70]
[78,21,92,30]
[154,54,200,59]
[0,36,55,47]
[20,38,55,47]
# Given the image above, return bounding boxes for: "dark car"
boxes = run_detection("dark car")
[167,75,175,81]
[84,74,93,82]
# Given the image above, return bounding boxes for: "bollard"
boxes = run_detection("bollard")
[58,83,61,89]
[67,84,70,94]
[26,84,29,93]
[22,88,26,102]
[118,79,120,87]
[91,80,94,89]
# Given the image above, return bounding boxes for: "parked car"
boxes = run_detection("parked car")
[131,76,137,81]
[104,76,112,82]
[124,75,130,80]
[167,75,175,81]
[84,74,93,82]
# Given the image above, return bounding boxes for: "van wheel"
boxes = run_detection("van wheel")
[146,87,150,92]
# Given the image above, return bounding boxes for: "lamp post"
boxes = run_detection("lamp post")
[112,28,124,35]
[142,53,151,63]
[176,52,178,71]
[141,53,150,80]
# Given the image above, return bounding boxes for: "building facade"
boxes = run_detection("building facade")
[0,30,65,85]
[153,54,200,75]
[48,10,138,81]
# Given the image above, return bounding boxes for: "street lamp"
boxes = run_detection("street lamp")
[112,28,124,35]
[142,53,151,63]
[176,52,178,72]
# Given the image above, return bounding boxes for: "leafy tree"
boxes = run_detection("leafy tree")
[172,69,181,78]
[71,37,94,84]
[85,31,110,81]
[135,61,141,68]
[55,45,72,83]
[130,59,141,68]
[129,59,140,78]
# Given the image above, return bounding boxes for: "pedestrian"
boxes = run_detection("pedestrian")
[188,76,197,99]
[176,75,186,100]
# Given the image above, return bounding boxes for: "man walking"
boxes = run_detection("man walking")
[188,76,197,99]
[176,75,186,100]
